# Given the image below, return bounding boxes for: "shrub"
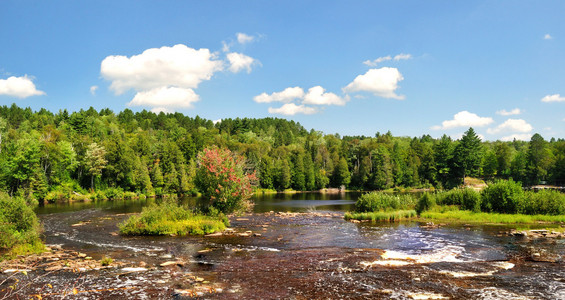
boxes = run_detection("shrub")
[105,187,124,200]
[415,193,436,215]
[434,188,479,209]
[481,179,525,214]
[195,147,257,214]
[522,189,565,215]
[0,193,44,257]
[354,192,416,212]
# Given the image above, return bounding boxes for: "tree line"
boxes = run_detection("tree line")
[0,104,563,201]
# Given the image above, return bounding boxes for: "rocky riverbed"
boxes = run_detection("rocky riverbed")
[1,209,564,299]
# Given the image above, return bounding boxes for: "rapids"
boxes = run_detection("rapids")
[1,194,564,299]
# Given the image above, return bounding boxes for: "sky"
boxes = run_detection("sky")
[0,1,564,141]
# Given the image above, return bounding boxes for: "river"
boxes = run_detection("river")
[2,193,564,299]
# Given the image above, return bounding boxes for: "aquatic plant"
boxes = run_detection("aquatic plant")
[119,200,229,236]
[354,192,416,213]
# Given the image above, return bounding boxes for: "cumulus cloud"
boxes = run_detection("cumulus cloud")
[101,43,257,110]
[90,85,98,95]
[487,119,533,134]
[237,33,255,44]
[501,133,533,141]
[128,86,199,109]
[268,103,317,116]
[544,34,553,40]
[363,53,412,67]
[253,87,304,103]
[541,94,565,102]
[101,44,223,95]
[496,108,521,116]
[227,52,258,73]
[303,86,349,106]
[151,107,173,114]
[432,111,494,130]
[0,75,45,98]
[343,67,405,99]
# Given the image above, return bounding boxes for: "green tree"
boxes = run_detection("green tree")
[83,142,107,190]
[452,128,483,182]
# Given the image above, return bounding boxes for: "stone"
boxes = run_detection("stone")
[160,261,185,267]
[205,232,223,237]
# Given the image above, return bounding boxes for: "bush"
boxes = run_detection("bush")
[435,188,480,211]
[415,193,436,215]
[481,179,525,214]
[0,193,44,257]
[522,189,565,215]
[119,200,229,236]
[195,147,257,214]
[105,187,124,200]
[354,192,416,212]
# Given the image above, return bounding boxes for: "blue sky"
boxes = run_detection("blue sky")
[0,1,564,140]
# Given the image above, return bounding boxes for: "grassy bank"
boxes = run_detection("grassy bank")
[420,209,565,224]
[119,200,229,236]
[345,210,417,222]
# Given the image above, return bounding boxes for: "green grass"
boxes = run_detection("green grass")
[420,209,565,224]
[345,210,417,222]
[119,200,229,236]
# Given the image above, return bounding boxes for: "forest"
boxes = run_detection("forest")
[0,103,563,202]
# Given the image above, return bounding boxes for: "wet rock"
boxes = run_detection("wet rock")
[205,232,223,237]
[160,261,185,267]
[45,265,63,272]
[253,233,262,237]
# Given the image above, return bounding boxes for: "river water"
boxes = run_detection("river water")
[2,193,565,299]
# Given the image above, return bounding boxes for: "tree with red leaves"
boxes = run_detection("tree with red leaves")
[195,147,257,214]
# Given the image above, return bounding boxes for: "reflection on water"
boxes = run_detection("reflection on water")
[35,192,363,215]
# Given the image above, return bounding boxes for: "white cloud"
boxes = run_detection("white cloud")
[544,34,553,40]
[363,56,391,67]
[496,108,521,116]
[0,75,45,98]
[253,87,305,103]
[213,119,222,125]
[343,67,405,99]
[501,133,532,141]
[101,44,223,95]
[303,86,349,106]
[541,94,565,102]
[432,111,494,130]
[237,33,255,44]
[226,52,258,73]
[128,86,199,109]
[394,53,412,61]
[487,119,533,134]
[363,53,412,67]
[90,85,98,95]
[222,41,231,53]
[151,107,173,114]
[268,103,317,116]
